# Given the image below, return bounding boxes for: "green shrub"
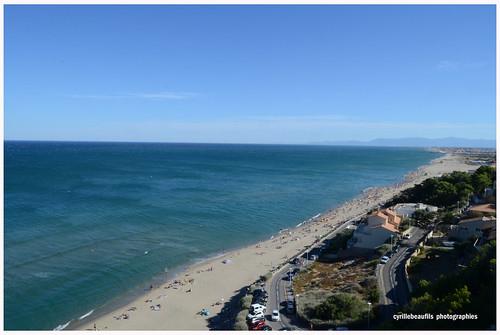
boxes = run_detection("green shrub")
[234,319,248,330]
[240,295,253,309]
[234,309,248,330]
[313,292,367,324]
[367,287,379,303]
[376,244,391,256]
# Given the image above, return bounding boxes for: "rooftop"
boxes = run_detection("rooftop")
[469,203,496,213]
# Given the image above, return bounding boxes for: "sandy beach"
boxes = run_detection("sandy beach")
[77,152,477,330]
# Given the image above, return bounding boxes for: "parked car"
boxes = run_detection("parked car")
[253,298,267,306]
[271,309,280,321]
[247,316,266,325]
[286,301,295,314]
[250,304,266,313]
[252,292,268,300]
[253,289,268,298]
[247,311,265,320]
[248,320,266,330]
[380,256,389,264]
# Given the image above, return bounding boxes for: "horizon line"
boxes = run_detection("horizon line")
[4,138,496,149]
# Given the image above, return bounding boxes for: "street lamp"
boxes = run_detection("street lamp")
[367,302,372,329]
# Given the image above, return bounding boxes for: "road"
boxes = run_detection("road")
[266,263,302,330]
[266,215,363,330]
[377,226,426,319]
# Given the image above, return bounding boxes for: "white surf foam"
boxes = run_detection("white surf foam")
[78,309,94,320]
[53,320,71,331]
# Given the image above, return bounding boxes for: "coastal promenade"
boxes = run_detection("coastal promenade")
[78,152,477,330]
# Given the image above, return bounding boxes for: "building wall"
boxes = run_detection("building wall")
[448,218,496,241]
[367,214,386,227]
[353,225,394,249]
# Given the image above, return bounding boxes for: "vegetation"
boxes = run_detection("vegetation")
[408,247,461,294]
[412,209,437,228]
[234,310,249,330]
[312,293,368,324]
[361,276,379,303]
[389,166,496,208]
[399,217,411,231]
[375,244,391,256]
[293,257,378,328]
[396,241,496,330]
[325,229,354,254]
[239,294,253,310]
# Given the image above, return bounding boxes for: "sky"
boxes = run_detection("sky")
[4,5,497,144]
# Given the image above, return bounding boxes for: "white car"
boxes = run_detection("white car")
[246,311,265,320]
[250,304,266,313]
[380,256,389,264]
[271,309,280,321]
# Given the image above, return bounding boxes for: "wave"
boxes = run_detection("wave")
[296,212,321,227]
[78,309,94,320]
[53,320,71,331]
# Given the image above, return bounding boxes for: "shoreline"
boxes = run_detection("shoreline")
[76,151,477,330]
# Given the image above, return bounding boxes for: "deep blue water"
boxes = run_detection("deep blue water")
[4,141,440,330]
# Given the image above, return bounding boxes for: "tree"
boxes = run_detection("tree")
[314,293,366,323]
[398,241,496,330]
[471,165,495,194]
[443,285,471,313]
[472,172,492,194]
[441,211,456,225]
[455,182,474,204]
[441,171,472,186]
[412,210,436,227]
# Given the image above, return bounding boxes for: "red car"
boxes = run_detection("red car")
[248,320,266,330]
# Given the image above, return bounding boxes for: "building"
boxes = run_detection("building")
[351,209,401,250]
[468,203,496,217]
[367,209,401,228]
[448,216,496,241]
[392,203,439,218]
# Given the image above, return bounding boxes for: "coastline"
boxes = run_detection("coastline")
[76,151,477,330]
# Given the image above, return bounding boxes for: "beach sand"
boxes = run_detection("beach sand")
[78,152,477,330]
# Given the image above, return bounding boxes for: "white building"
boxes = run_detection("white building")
[392,203,438,218]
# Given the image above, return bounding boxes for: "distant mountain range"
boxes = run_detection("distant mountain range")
[311,137,496,148]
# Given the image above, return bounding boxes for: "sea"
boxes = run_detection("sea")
[4,141,441,330]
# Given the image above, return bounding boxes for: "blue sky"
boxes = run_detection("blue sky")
[5,5,496,143]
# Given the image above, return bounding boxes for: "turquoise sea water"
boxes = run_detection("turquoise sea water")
[4,141,440,330]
